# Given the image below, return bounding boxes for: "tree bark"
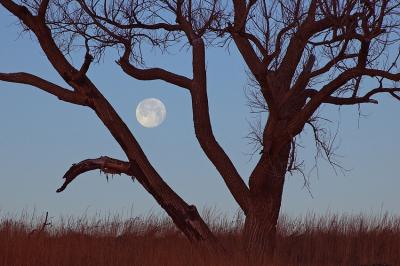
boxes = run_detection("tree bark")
[244,137,291,262]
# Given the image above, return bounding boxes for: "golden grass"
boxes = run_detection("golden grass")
[0,209,399,266]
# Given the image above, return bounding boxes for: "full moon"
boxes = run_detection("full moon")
[136,98,166,128]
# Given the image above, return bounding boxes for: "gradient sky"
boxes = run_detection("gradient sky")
[1,8,399,220]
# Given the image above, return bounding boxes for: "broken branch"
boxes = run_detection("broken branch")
[56,156,138,192]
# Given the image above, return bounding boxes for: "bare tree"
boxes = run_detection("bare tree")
[1,0,400,260]
[0,0,221,251]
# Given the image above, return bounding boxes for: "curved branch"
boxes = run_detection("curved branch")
[191,38,250,214]
[76,0,127,43]
[289,68,400,136]
[275,12,336,89]
[0,72,88,105]
[118,49,192,90]
[74,1,181,32]
[56,156,138,192]
[73,42,94,82]
[231,0,265,78]
[56,154,223,247]
[239,31,268,59]
[311,87,400,105]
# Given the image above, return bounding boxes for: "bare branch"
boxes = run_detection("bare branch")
[190,37,250,214]
[118,47,192,90]
[73,2,181,32]
[28,211,52,237]
[56,156,138,192]
[37,0,49,19]
[231,0,265,78]
[316,86,400,105]
[72,40,94,82]
[306,117,345,175]
[245,116,264,159]
[289,68,400,136]
[0,72,88,105]
[390,91,400,101]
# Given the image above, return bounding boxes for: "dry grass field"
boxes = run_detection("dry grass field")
[0,209,399,266]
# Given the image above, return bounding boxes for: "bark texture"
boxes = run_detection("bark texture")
[244,146,290,261]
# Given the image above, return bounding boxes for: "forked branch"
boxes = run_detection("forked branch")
[28,211,52,237]
[304,88,400,105]
[72,40,94,82]
[289,68,400,136]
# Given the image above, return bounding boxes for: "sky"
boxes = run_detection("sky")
[0,7,399,221]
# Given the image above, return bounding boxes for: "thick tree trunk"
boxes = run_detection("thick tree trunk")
[244,140,291,262]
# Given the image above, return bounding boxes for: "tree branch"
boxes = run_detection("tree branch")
[239,31,268,59]
[72,2,181,32]
[190,38,250,214]
[175,0,197,42]
[0,72,88,105]
[118,48,192,90]
[305,89,379,105]
[56,156,138,192]
[323,96,378,105]
[289,68,400,136]
[275,10,336,89]
[364,87,400,101]
[231,0,265,78]
[72,40,94,82]
[37,0,49,19]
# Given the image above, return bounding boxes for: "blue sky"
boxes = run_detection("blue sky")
[1,7,399,220]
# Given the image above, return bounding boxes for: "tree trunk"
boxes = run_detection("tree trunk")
[84,84,223,250]
[243,141,291,262]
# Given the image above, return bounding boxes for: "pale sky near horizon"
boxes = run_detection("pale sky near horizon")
[1,7,399,221]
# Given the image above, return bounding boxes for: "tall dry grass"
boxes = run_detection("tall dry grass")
[0,209,399,266]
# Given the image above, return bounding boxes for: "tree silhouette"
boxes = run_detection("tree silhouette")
[1,0,400,259]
